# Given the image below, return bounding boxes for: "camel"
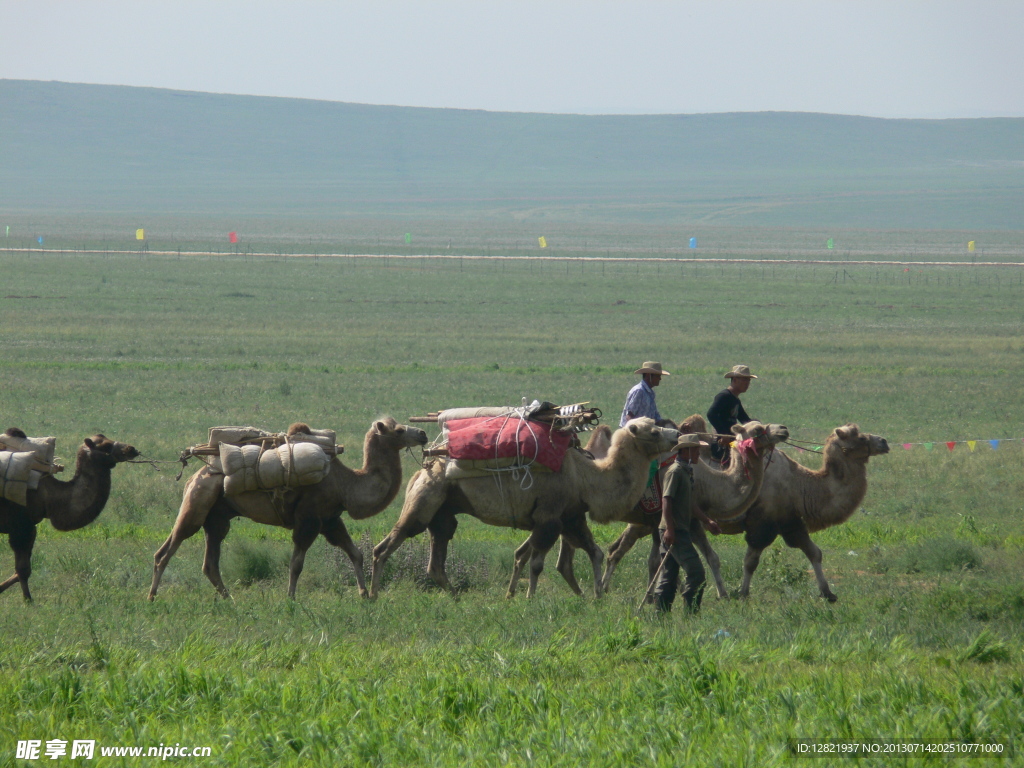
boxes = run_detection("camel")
[605,423,889,602]
[545,417,790,598]
[0,429,140,601]
[369,417,681,600]
[148,418,427,600]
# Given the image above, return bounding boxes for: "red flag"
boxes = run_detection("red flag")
[229,231,238,244]
[946,441,956,451]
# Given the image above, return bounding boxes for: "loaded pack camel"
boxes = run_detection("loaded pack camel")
[547,417,790,598]
[605,422,889,602]
[369,417,681,600]
[148,418,427,600]
[0,429,140,601]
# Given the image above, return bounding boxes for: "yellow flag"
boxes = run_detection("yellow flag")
[136,229,145,240]
[538,236,547,248]
[967,241,975,252]
[967,440,977,452]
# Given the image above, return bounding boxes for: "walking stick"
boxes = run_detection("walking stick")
[635,545,674,614]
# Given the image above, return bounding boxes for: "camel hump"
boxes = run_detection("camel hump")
[677,414,706,434]
[287,422,313,436]
[4,427,27,438]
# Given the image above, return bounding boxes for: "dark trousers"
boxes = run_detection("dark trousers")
[653,529,706,613]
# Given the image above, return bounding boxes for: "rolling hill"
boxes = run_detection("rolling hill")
[2,79,1022,229]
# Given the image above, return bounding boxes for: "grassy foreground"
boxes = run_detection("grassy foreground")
[0,246,1022,766]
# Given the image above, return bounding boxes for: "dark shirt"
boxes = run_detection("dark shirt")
[707,389,752,460]
[706,388,752,436]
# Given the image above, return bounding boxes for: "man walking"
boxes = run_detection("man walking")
[652,433,721,613]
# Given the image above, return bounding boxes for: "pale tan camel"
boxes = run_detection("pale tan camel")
[0,430,140,601]
[148,418,427,600]
[549,417,790,597]
[369,417,680,599]
[606,423,889,602]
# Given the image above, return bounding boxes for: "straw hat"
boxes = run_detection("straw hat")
[634,361,670,376]
[724,364,757,379]
[672,433,709,451]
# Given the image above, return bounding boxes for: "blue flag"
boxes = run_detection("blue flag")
[989,440,999,450]
[37,236,43,245]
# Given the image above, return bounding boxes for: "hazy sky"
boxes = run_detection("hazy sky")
[2,1,1022,118]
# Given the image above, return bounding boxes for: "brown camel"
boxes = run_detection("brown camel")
[548,417,789,597]
[0,429,140,601]
[369,417,681,599]
[606,423,889,602]
[148,418,427,600]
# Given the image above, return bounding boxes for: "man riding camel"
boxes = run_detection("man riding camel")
[706,365,758,463]
[620,361,671,427]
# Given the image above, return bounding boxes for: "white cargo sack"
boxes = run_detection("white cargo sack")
[0,451,39,506]
[220,442,331,495]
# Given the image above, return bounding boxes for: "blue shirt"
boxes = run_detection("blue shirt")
[620,379,661,427]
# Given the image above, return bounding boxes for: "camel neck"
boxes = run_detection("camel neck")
[40,451,113,531]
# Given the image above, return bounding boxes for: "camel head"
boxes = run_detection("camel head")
[81,434,140,468]
[828,424,889,462]
[619,417,680,459]
[369,417,429,450]
[732,420,790,456]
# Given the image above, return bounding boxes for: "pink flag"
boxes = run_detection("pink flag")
[229,232,238,244]
[902,443,912,450]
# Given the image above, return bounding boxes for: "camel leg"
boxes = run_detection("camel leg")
[601,523,651,593]
[561,518,605,598]
[0,524,37,601]
[287,516,322,599]
[149,467,223,600]
[425,509,459,594]
[554,537,583,596]
[524,520,562,599]
[201,513,232,599]
[507,536,534,599]
[322,516,368,598]
[740,524,778,598]
[370,471,446,599]
[646,528,663,602]
[690,521,729,599]
[781,523,837,602]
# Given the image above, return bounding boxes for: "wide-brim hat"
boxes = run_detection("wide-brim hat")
[672,433,709,451]
[635,361,670,376]
[724,364,757,379]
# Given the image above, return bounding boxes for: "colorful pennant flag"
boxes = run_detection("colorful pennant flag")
[968,241,976,253]
[229,232,238,244]
[924,442,934,450]
[538,236,547,248]
[405,233,411,244]
[689,237,697,249]
[136,229,145,241]
[4,226,8,238]
[902,443,913,450]
[946,441,956,451]
[826,238,834,249]
[989,440,999,450]
[37,236,43,245]
[967,440,976,452]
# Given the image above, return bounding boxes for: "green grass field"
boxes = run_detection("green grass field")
[0,240,1022,766]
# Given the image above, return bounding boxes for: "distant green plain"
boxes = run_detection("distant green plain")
[0,237,1022,766]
